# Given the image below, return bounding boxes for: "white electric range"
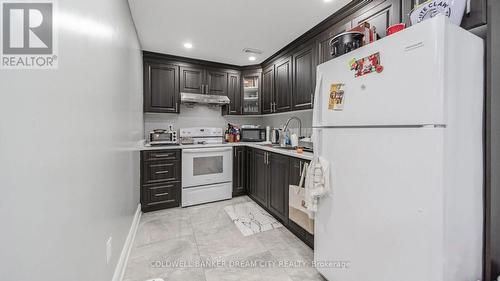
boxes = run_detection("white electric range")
[179,128,232,207]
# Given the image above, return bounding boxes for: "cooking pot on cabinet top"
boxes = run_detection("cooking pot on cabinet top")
[329,31,364,58]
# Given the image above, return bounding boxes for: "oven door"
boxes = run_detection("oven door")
[182,147,233,188]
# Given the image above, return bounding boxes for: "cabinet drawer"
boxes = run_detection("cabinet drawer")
[142,150,180,161]
[141,182,180,211]
[142,160,181,184]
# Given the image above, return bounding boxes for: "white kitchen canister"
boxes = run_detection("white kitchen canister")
[409,0,466,26]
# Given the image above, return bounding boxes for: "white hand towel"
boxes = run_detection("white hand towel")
[304,156,330,218]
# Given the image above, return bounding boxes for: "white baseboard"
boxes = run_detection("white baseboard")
[112,204,141,281]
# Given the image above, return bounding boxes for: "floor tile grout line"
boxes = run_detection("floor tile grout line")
[187,208,208,281]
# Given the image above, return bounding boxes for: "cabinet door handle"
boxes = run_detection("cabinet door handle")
[466,0,471,14]
[155,192,169,197]
[154,154,173,158]
[155,170,169,174]
[311,92,314,105]
[175,102,178,112]
[299,161,303,176]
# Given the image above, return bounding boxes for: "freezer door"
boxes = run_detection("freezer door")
[314,127,445,281]
[314,16,447,127]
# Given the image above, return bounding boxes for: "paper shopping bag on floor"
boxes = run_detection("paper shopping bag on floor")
[288,163,314,234]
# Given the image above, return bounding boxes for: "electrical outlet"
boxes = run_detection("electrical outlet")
[106,237,112,264]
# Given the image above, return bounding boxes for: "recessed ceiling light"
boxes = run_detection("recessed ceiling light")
[183,42,193,49]
[324,0,333,2]
[248,56,257,61]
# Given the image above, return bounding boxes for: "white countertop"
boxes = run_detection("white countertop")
[139,141,314,161]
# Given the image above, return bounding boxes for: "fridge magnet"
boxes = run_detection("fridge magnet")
[328,83,345,111]
[349,52,383,77]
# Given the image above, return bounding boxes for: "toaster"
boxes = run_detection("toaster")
[149,129,178,145]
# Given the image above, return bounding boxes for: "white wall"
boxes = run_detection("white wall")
[0,1,143,281]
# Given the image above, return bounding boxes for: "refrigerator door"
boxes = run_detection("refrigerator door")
[314,16,448,127]
[314,127,445,281]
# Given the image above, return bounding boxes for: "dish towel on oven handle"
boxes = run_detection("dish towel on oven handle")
[305,156,330,218]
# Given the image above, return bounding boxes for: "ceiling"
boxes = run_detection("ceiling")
[128,0,352,66]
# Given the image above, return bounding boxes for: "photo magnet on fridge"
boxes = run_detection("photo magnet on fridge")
[349,52,384,77]
[329,83,345,111]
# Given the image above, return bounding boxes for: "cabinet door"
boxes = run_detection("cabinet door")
[144,62,179,113]
[289,158,307,188]
[275,57,292,113]
[206,69,228,96]
[351,0,401,39]
[180,66,204,94]
[460,0,486,29]
[246,148,255,196]
[318,20,352,64]
[292,45,315,110]
[253,149,269,207]
[262,65,275,114]
[232,147,246,196]
[141,182,181,212]
[227,73,241,114]
[268,153,290,221]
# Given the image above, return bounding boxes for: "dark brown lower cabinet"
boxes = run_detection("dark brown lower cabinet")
[268,153,290,222]
[140,149,181,212]
[232,147,246,196]
[252,149,269,207]
[246,148,313,248]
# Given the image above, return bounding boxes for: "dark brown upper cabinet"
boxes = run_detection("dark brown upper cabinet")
[227,72,241,115]
[292,44,316,110]
[317,0,401,64]
[318,20,353,64]
[351,0,401,39]
[262,65,275,114]
[206,69,228,95]
[275,56,293,113]
[144,61,180,113]
[241,71,262,115]
[460,0,487,29]
[180,66,205,94]
[180,66,229,96]
[402,0,486,30]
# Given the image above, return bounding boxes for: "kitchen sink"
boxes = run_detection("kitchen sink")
[258,144,313,153]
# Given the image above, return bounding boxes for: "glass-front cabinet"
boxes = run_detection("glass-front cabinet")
[242,74,260,114]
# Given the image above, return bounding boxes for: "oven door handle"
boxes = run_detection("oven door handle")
[183,147,233,154]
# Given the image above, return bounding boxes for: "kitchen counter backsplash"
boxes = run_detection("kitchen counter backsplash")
[144,106,313,140]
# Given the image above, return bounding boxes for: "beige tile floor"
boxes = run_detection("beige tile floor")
[123,196,325,281]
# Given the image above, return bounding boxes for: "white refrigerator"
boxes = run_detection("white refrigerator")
[313,16,484,281]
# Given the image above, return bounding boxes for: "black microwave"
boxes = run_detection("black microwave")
[241,128,266,142]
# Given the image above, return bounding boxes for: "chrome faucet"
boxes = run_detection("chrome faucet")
[282,116,302,137]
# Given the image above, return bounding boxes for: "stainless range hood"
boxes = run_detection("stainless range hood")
[180,92,230,106]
